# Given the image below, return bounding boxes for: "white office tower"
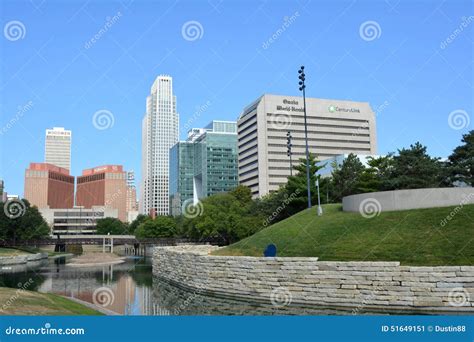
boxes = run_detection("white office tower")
[141,75,179,216]
[44,127,72,170]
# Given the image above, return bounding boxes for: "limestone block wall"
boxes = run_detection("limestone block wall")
[153,245,474,314]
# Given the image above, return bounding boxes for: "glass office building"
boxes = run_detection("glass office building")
[169,121,238,216]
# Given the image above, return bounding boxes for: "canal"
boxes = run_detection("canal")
[0,256,355,315]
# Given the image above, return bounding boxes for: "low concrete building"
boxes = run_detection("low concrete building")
[40,206,118,235]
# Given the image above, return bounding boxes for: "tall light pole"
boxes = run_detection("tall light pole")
[298,65,312,209]
[286,131,293,177]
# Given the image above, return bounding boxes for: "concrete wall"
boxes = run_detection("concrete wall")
[343,187,474,213]
[153,245,474,314]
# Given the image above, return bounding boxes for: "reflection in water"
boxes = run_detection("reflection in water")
[1,258,364,315]
[151,277,353,315]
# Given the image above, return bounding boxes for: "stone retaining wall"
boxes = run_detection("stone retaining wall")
[153,245,474,314]
[0,252,48,266]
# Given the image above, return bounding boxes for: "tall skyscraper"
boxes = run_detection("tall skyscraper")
[141,75,179,216]
[169,121,238,216]
[24,162,75,209]
[126,170,139,222]
[76,165,128,222]
[45,127,72,171]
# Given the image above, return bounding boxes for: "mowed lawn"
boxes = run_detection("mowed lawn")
[0,248,31,256]
[214,204,474,266]
[0,288,102,315]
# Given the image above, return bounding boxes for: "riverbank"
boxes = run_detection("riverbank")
[0,287,102,315]
[153,245,474,314]
[67,252,126,267]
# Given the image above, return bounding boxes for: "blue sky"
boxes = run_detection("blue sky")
[1,0,472,197]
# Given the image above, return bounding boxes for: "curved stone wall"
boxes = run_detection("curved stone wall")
[343,187,474,213]
[153,245,474,314]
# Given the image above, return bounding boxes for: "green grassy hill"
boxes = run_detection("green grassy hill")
[214,204,474,266]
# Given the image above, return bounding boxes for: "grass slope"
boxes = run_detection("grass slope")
[0,288,103,315]
[214,204,474,266]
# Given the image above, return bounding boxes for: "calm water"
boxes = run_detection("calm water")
[0,257,360,315]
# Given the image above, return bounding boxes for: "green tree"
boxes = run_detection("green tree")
[135,216,176,238]
[191,188,262,244]
[391,142,442,189]
[285,153,324,211]
[331,153,366,201]
[128,214,149,234]
[0,199,50,242]
[448,130,474,186]
[356,155,395,193]
[95,217,128,235]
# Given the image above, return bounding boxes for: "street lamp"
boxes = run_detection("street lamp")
[298,65,312,209]
[286,131,293,177]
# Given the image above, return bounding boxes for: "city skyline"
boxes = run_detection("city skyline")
[1,0,472,198]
